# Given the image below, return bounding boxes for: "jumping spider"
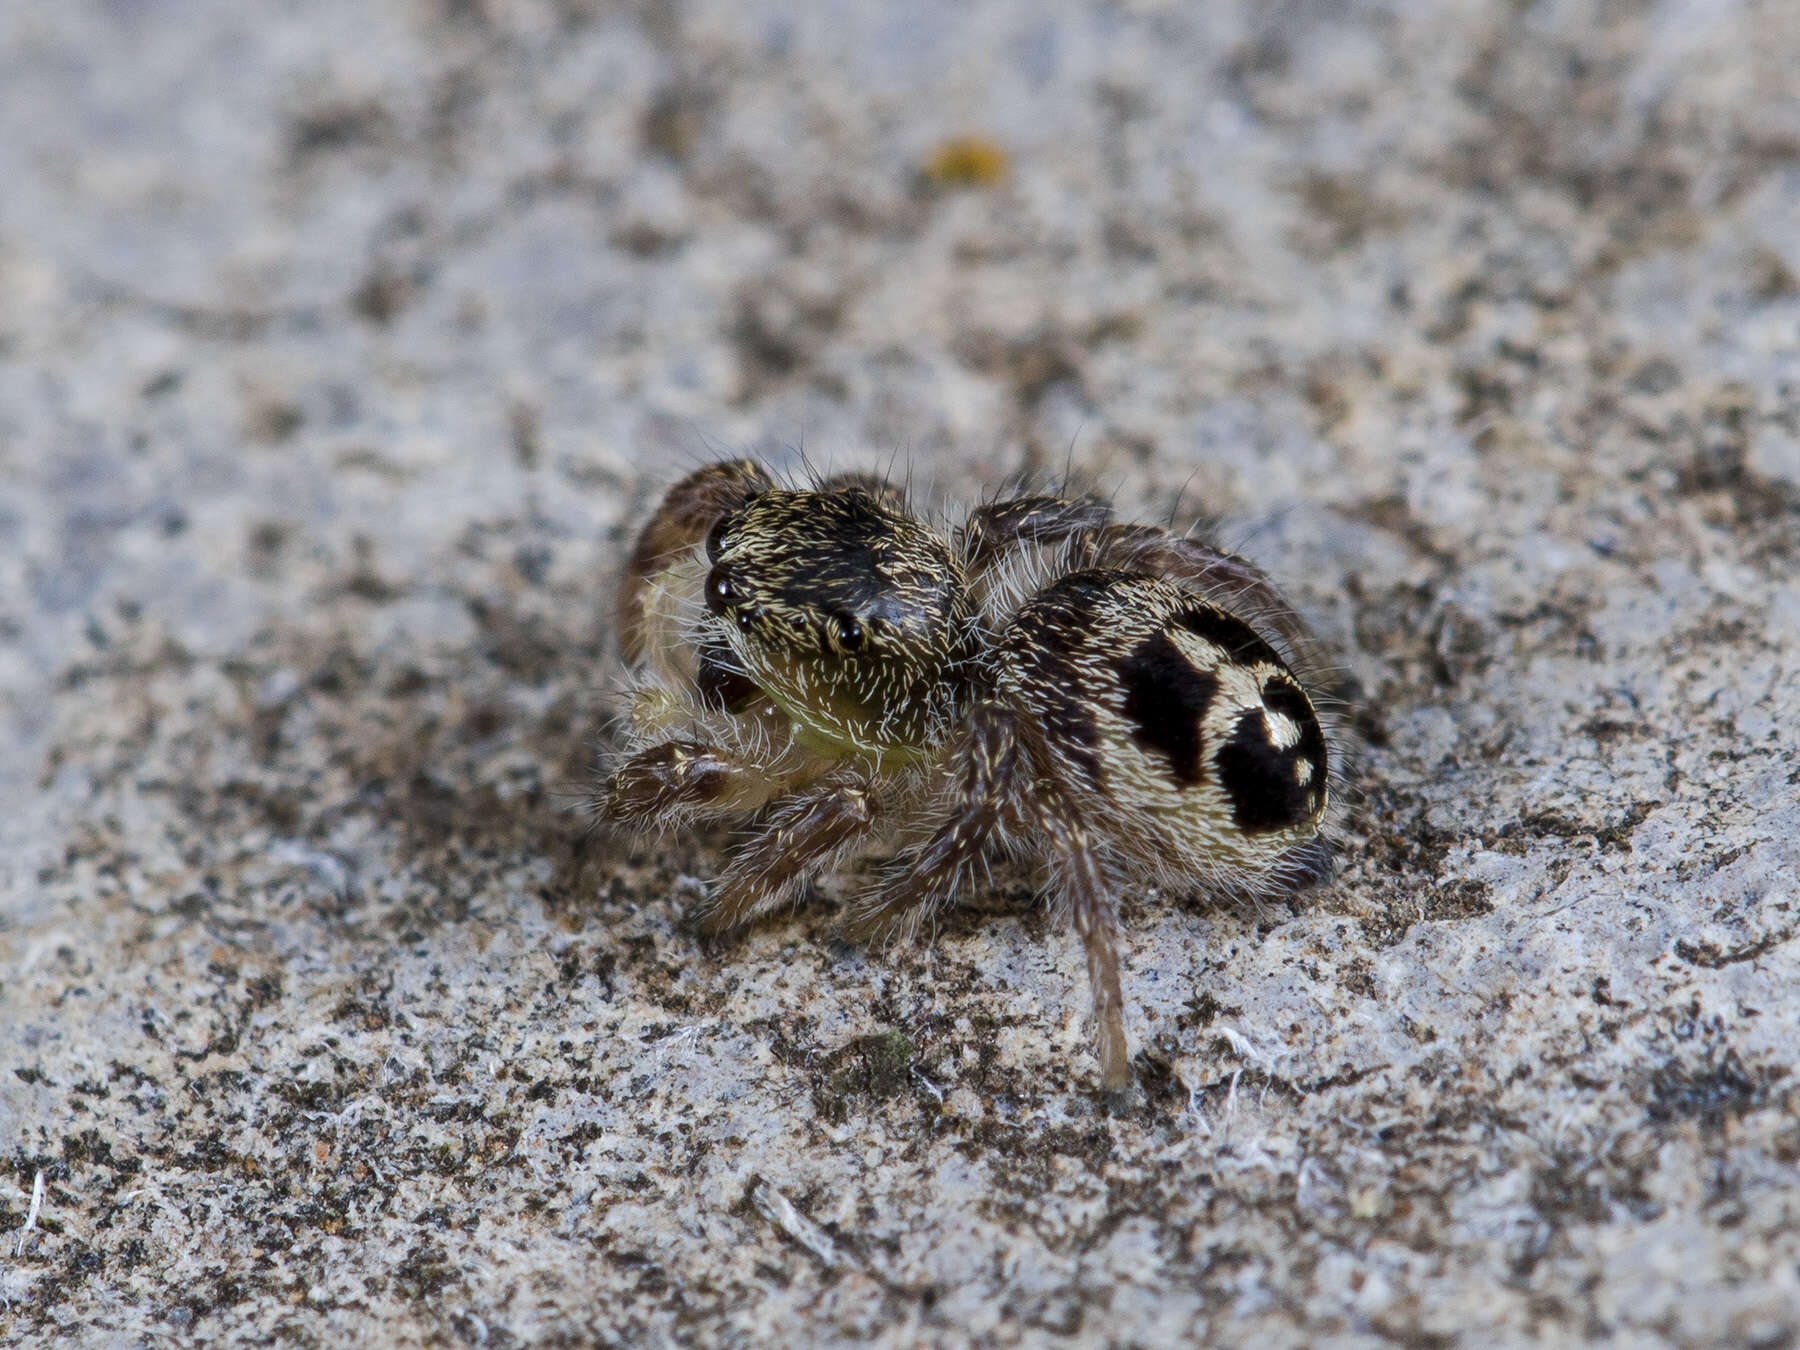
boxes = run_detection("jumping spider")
[602,459,1340,1091]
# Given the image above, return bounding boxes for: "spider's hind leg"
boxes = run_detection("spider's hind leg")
[1082,524,1334,682]
[847,705,1028,943]
[850,702,1135,1091]
[958,495,1113,572]
[1035,786,1132,1093]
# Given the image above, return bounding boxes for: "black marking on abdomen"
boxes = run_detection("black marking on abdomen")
[1261,675,1318,733]
[1174,605,1284,671]
[1216,698,1328,834]
[1115,630,1219,786]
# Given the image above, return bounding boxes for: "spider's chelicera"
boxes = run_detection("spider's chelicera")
[603,459,1341,1091]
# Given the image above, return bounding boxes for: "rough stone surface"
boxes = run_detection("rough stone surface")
[4,2,1799,1346]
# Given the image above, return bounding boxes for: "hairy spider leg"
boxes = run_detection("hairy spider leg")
[809,470,910,511]
[957,494,1114,570]
[602,739,791,825]
[1076,524,1333,680]
[618,458,774,666]
[847,704,1029,942]
[700,775,877,934]
[960,498,1328,683]
[850,701,1133,1091]
[1035,780,1131,1093]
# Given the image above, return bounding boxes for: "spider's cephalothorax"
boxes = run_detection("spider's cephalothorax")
[704,485,981,758]
[601,461,1342,1092]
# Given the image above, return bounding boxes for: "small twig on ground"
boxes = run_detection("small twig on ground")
[16,1170,44,1258]
[746,1176,845,1270]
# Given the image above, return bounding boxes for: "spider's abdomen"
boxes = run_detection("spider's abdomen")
[995,570,1328,873]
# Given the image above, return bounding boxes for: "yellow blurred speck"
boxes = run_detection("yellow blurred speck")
[923,136,1009,189]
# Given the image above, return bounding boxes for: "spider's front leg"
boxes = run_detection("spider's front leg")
[700,775,876,934]
[846,704,1028,943]
[604,744,874,931]
[618,458,774,666]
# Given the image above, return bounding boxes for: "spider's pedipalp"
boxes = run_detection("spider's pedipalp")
[601,738,787,826]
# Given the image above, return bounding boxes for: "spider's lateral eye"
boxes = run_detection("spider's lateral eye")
[705,567,734,616]
[703,507,743,563]
[833,614,865,652]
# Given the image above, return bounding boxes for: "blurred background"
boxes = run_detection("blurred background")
[4,2,1799,1345]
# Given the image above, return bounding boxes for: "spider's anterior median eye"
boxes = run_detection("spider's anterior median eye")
[705,566,735,615]
[832,613,865,652]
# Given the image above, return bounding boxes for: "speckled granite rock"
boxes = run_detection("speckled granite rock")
[4,2,1799,1346]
